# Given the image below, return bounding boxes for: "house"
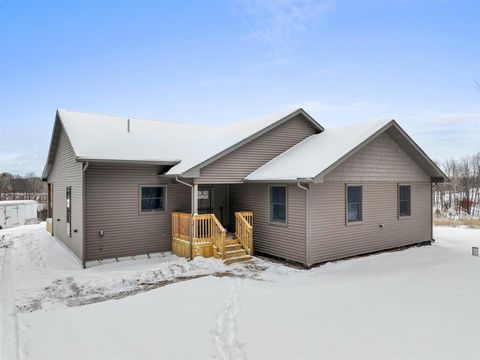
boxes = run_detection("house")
[42,108,447,268]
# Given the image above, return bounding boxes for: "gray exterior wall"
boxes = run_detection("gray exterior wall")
[309,182,431,264]
[47,128,84,261]
[197,114,320,184]
[229,183,307,264]
[84,164,191,261]
[309,133,432,264]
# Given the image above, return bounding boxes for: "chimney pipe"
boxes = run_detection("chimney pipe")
[127,118,130,132]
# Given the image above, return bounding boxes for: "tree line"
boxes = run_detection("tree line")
[433,152,480,217]
[0,172,46,201]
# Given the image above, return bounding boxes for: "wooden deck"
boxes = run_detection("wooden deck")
[171,211,253,264]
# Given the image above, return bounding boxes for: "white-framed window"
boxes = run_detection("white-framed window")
[139,185,166,212]
[269,185,287,224]
[66,186,72,237]
[398,184,411,217]
[346,184,362,223]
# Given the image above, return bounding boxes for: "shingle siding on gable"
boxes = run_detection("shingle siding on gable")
[47,128,84,262]
[324,133,430,182]
[196,114,320,184]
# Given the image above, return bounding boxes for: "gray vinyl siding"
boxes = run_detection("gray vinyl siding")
[309,182,431,264]
[197,114,320,184]
[47,128,84,262]
[309,133,432,264]
[84,164,191,261]
[229,183,307,264]
[324,133,430,182]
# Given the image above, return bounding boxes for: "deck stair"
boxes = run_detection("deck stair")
[172,211,253,264]
[220,234,252,264]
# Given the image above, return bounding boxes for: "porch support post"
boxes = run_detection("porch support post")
[192,184,199,215]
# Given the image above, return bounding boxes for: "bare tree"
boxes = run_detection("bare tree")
[433,152,480,218]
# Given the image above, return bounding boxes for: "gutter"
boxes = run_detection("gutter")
[175,177,194,260]
[297,179,312,267]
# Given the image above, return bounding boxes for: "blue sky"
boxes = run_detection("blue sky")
[0,0,479,175]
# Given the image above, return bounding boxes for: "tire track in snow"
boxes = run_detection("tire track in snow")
[212,278,247,360]
[0,235,20,360]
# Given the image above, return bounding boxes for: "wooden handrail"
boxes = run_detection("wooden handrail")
[235,211,253,255]
[172,212,226,259]
[210,214,226,258]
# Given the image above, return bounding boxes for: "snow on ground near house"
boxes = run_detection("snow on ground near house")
[1,224,479,359]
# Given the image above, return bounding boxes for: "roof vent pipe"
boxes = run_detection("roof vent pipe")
[127,118,130,133]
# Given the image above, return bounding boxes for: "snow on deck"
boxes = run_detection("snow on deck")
[1,224,479,359]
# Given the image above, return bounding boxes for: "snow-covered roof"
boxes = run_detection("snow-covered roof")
[245,118,447,182]
[42,108,322,179]
[43,108,446,183]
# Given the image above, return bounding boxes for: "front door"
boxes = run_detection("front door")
[198,189,213,214]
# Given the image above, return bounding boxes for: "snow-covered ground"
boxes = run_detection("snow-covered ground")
[1,224,479,359]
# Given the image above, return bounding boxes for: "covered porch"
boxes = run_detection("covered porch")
[171,183,254,264]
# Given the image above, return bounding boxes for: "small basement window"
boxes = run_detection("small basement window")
[398,185,411,217]
[269,185,287,224]
[346,185,362,223]
[140,186,166,212]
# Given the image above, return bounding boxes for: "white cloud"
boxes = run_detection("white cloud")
[0,149,45,176]
[235,0,333,42]
[291,100,389,114]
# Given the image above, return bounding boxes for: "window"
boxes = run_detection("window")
[47,183,53,218]
[399,185,411,217]
[140,186,166,212]
[347,185,362,223]
[66,186,72,237]
[270,186,287,223]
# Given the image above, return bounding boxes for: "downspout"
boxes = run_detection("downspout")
[175,177,194,260]
[82,161,89,173]
[81,162,89,269]
[431,180,436,243]
[297,180,311,267]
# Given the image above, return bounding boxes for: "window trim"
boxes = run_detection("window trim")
[66,186,72,237]
[345,184,363,226]
[398,183,412,219]
[138,185,167,214]
[268,184,288,226]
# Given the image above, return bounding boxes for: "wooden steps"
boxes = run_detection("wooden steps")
[224,254,252,265]
[219,237,252,265]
